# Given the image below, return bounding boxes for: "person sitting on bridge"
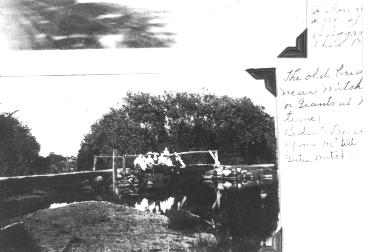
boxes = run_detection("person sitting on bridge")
[159,147,174,166]
[134,154,147,171]
[163,147,170,156]
[152,152,159,164]
[157,152,174,167]
[158,152,168,166]
[145,153,155,168]
[166,155,173,167]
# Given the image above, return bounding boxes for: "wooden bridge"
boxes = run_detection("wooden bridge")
[93,149,222,195]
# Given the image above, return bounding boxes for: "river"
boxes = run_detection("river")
[0,171,279,251]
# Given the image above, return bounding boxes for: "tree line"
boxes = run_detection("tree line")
[0,113,40,176]
[77,92,276,170]
[0,112,75,176]
[0,92,276,176]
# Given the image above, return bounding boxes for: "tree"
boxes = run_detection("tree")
[30,153,77,175]
[77,92,276,170]
[0,113,40,176]
[46,153,66,173]
[30,155,49,175]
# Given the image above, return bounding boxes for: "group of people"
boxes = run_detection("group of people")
[133,147,186,171]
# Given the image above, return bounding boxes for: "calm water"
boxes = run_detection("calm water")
[1,173,279,251]
[115,175,279,251]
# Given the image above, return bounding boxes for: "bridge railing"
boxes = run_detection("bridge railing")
[93,149,221,196]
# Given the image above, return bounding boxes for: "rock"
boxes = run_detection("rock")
[94,176,103,183]
[221,169,232,176]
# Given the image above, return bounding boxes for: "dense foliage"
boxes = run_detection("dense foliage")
[0,114,40,176]
[77,92,276,170]
[32,153,77,174]
[0,113,76,176]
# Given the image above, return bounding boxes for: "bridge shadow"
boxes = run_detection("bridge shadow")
[17,0,175,49]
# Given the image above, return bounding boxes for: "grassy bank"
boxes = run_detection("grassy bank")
[1,201,217,251]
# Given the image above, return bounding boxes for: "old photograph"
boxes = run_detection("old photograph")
[0,74,279,251]
[0,0,364,251]
[0,0,179,50]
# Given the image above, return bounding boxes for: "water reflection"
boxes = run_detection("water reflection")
[49,202,68,209]
[134,197,174,214]
[128,178,279,251]
[0,172,279,251]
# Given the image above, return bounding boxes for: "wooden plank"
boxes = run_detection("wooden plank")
[92,157,97,171]
[94,155,125,158]
[166,150,218,156]
[95,150,219,159]
[0,169,113,181]
[122,155,126,175]
[112,149,118,196]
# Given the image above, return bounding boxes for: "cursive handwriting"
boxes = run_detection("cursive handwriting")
[310,4,363,48]
[280,63,364,163]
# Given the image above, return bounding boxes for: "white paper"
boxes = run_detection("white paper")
[278,1,366,251]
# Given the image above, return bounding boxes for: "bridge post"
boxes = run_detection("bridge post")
[209,150,221,167]
[122,155,126,175]
[112,149,118,196]
[93,157,97,171]
[215,150,220,166]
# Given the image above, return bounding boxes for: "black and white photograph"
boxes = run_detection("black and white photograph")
[0,0,365,251]
[0,0,178,50]
[0,73,279,251]
[0,0,263,51]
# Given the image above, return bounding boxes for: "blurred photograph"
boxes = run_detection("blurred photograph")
[0,0,176,49]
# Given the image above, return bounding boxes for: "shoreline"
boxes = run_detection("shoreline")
[1,201,217,251]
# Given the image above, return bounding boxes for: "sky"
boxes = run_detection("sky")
[0,0,305,157]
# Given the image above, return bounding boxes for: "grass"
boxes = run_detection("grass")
[8,201,217,251]
[0,222,41,252]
